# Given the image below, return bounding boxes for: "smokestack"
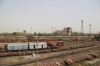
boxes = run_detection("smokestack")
[81,20,83,33]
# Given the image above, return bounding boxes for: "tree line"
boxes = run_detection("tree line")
[0,32,100,41]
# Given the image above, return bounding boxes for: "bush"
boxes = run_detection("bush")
[27,34,34,41]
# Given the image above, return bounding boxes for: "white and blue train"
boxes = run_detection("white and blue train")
[5,42,47,51]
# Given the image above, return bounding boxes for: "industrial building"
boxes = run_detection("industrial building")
[63,27,72,36]
[54,27,72,36]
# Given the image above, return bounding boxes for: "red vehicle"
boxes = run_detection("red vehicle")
[46,41,64,48]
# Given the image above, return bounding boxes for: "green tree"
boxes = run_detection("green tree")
[42,33,46,36]
[53,32,58,36]
[37,32,42,36]
[71,32,78,36]
[12,32,17,36]
[1,33,11,36]
[94,34,100,41]
[34,32,37,36]
[46,33,52,36]
[27,34,34,41]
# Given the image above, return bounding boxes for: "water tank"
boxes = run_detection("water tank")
[67,27,72,33]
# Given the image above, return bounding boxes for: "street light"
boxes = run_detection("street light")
[17,29,20,56]
[89,24,91,44]
[77,33,80,48]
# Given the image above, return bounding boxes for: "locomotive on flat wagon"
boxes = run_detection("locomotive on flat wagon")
[5,41,64,51]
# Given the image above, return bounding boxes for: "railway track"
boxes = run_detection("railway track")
[94,62,100,66]
[39,47,100,66]
[0,44,96,57]
[0,44,100,66]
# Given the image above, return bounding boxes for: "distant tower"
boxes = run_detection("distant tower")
[81,20,83,33]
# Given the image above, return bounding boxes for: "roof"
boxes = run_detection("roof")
[29,42,47,45]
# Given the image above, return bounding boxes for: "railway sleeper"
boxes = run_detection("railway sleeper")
[52,49,58,52]
[90,54,99,58]
[64,60,73,65]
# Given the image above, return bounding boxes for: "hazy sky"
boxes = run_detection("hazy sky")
[0,0,100,33]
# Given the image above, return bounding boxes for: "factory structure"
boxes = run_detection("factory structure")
[63,27,72,35]
[54,20,84,36]
[54,27,72,36]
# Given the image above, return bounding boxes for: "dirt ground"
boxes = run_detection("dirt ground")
[70,58,100,66]
[0,42,99,66]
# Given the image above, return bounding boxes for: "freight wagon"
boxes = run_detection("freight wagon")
[5,43,28,51]
[28,42,47,50]
[5,41,64,51]
[46,41,64,48]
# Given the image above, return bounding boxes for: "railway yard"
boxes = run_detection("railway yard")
[1,0,100,66]
[0,41,100,66]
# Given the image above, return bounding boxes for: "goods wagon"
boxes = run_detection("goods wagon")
[5,43,28,51]
[28,42,47,50]
[46,41,64,48]
[5,41,64,51]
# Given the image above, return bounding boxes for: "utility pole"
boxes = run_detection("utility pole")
[36,37,38,65]
[17,29,18,38]
[78,33,80,48]
[52,26,53,35]
[17,29,20,56]
[89,24,91,44]
[81,20,83,33]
